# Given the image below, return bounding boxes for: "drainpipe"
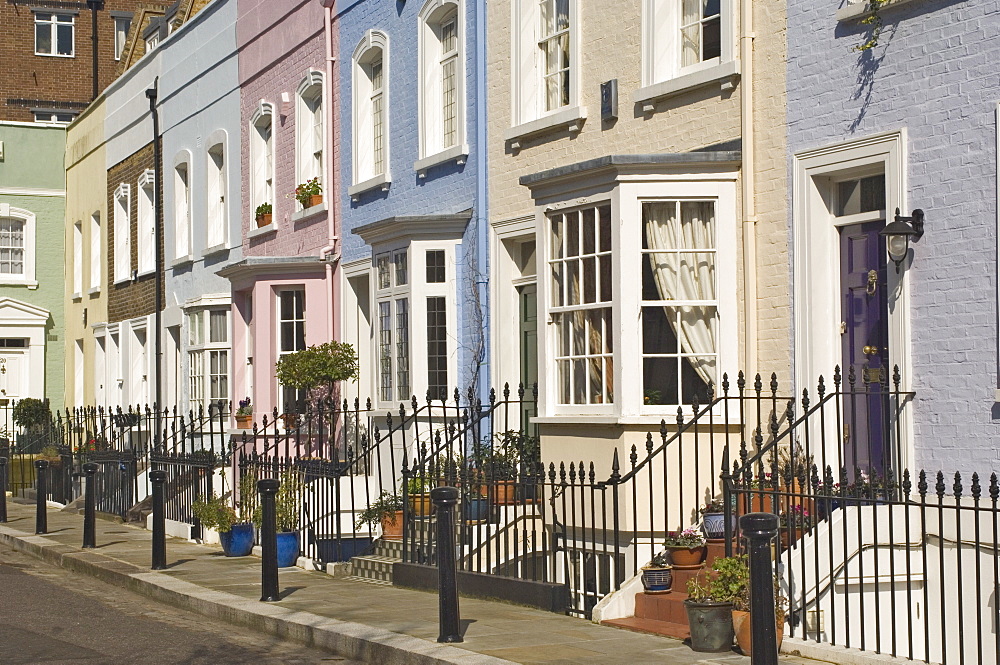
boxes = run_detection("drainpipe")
[321,0,339,344]
[87,0,103,101]
[145,79,163,446]
[474,0,488,398]
[740,0,758,379]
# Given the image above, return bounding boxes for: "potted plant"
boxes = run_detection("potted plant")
[254,202,272,227]
[663,527,707,569]
[274,341,359,419]
[294,177,323,209]
[778,505,812,548]
[13,397,51,454]
[730,559,787,655]
[685,558,739,652]
[192,482,255,558]
[235,397,253,429]
[355,490,404,539]
[406,475,434,517]
[640,550,673,594]
[700,498,733,541]
[274,469,303,567]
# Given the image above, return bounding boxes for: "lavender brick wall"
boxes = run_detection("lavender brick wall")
[787,0,1000,473]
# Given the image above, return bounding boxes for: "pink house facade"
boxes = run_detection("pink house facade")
[224,0,340,414]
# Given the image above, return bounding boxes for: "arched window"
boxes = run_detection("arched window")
[350,31,391,198]
[296,72,324,190]
[205,131,228,249]
[173,151,192,260]
[418,0,466,168]
[250,103,275,221]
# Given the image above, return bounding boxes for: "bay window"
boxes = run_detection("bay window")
[187,309,229,413]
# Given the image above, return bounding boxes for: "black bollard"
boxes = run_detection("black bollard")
[150,469,167,570]
[740,512,779,665]
[258,478,280,602]
[34,459,49,534]
[0,457,7,523]
[82,462,98,549]
[431,486,462,643]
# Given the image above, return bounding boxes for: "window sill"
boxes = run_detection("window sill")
[836,0,920,21]
[504,106,588,149]
[203,243,231,258]
[290,201,327,224]
[35,52,75,58]
[170,255,193,268]
[349,173,391,201]
[113,276,129,286]
[0,278,40,289]
[414,144,469,178]
[87,286,100,296]
[533,414,738,427]
[72,293,82,302]
[633,60,741,112]
[247,223,278,239]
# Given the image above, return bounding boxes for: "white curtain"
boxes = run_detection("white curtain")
[681,0,701,67]
[644,202,716,386]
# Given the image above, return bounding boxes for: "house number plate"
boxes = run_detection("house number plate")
[862,367,886,385]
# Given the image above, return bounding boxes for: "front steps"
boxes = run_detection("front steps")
[343,537,402,585]
[601,541,730,640]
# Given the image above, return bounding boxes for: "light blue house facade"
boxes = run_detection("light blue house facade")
[786,0,1000,474]
[335,0,489,408]
[159,0,242,414]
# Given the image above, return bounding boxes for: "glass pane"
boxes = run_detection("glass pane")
[703,16,721,60]
[544,37,560,75]
[551,262,564,307]
[683,356,716,403]
[679,201,715,249]
[643,357,678,406]
[589,357,605,403]
[377,254,391,289]
[293,291,304,319]
[572,359,586,404]
[600,255,612,302]
[599,205,612,252]
[539,0,554,34]
[642,251,676,301]
[642,307,678,354]
[57,23,72,55]
[587,309,605,355]
[280,292,294,320]
[582,207,596,255]
[36,23,51,53]
[209,310,227,343]
[565,260,579,306]
[394,250,408,286]
[557,359,570,403]
[555,0,569,30]
[280,322,295,351]
[558,314,571,357]
[566,210,579,257]
[570,310,586,356]
[582,256,596,303]
[550,214,564,259]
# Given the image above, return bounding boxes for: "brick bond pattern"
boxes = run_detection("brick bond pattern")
[106,141,164,324]
[787,0,1000,473]
[0,1,167,123]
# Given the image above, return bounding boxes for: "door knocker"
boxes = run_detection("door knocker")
[866,269,878,296]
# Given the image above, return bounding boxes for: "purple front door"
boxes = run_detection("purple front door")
[840,221,890,476]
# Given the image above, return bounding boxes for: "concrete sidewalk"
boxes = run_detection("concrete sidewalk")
[0,500,822,665]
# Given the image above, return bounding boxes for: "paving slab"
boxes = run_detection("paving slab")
[0,501,825,665]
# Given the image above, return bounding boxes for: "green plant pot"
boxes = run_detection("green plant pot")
[684,599,734,652]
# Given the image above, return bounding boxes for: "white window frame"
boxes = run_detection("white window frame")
[250,102,276,220]
[89,212,101,293]
[635,0,737,111]
[535,178,737,420]
[506,0,585,146]
[350,31,391,199]
[33,111,75,124]
[114,16,131,61]
[296,72,325,191]
[375,248,411,404]
[34,12,75,57]
[113,184,131,284]
[277,289,307,411]
[172,153,192,261]
[137,169,155,276]
[0,204,36,287]
[416,0,468,175]
[72,220,83,298]
[205,138,228,252]
[186,307,230,413]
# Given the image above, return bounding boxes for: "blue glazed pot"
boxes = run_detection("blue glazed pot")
[276,531,300,567]
[463,497,490,523]
[219,523,255,557]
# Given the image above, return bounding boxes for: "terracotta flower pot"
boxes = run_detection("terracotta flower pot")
[235,414,252,429]
[492,480,517,505]
[732,609,784,655]
[737,492,779,518]
[255,213,272,227]
[380,510,403,539]
[667,545,706,569]
[307,194,323,208]
[408,493,434,517]
[780,527,804,549]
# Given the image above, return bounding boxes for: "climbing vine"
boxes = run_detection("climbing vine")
[854,0,887,51]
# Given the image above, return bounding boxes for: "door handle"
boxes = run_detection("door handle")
[862,345,880,356]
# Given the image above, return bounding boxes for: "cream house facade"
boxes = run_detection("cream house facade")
[64,98,109,407]
[487,0,789,457]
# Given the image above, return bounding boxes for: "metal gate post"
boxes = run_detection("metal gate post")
[258,478,280,602]
[34,459,49,534]
[150,469,167,570]
[741,512,779,665]
[0,457,7,523]
[82,462,98,549]
[432,486,462,643]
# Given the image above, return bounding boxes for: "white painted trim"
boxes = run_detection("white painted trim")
[792,129,913,470]
[348,173,391,200]
[996,102,1000,395]
[417,0,466,161]
[632,59,741,112]
[352,30,390,188]
[489,215,537,400]
[414,143,469,177]
[0,187,66,197]
[0,204,38,286]
[504,105,588,148]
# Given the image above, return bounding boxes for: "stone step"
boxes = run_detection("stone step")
[373,537,403,559]
[341,575,393,587]
[635,590,690,625]
[601,616,690,641]
[349,553,398,583]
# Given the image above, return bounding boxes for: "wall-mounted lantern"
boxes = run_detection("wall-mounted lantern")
[880,208,924,273]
